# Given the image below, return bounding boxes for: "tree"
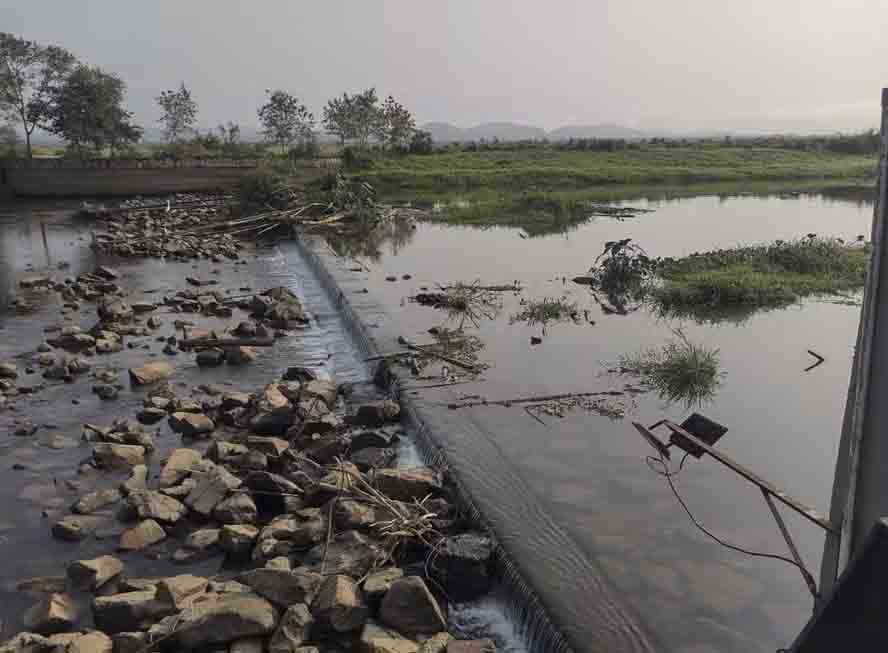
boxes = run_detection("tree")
[322,88,383,148]
[377,95,415,150]
[409,129,434,154]
[156,83,197,143]
[0,32,76,159]
[45,65,142,158]
[218,121,240,148]
[257,89,314,152]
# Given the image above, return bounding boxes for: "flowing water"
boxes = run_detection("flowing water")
[321,192,873,652]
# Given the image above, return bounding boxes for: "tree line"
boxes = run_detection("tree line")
[0,31,431,160]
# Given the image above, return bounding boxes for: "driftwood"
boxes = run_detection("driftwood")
[446,389,624,409]
[178,337,275,349]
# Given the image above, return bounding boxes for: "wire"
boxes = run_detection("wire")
[648,451,819,597]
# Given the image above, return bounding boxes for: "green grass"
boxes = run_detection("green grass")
[356,144,876,193]
[619,334,723,406]
[653,238,870,316]
[510,296,579,326]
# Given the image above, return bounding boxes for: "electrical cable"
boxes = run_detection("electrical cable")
[647,451,819,596]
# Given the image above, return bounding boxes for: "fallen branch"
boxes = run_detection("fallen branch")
[447,389,624,409]
[178,337,275,349]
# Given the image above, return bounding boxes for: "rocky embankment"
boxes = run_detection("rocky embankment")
[0,199,498,653]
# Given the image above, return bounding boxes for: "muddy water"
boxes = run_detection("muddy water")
[330,193,872,652]
[0,200,376,634]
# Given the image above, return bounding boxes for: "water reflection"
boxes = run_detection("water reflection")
[324,212,417,262]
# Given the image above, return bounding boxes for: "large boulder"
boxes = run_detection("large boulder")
[219,524,259,556]
[268,604,313,653]
[351,401,400,428]
[362,568,404,605]
[359,621,419,653]
[185,466,241,516]
[159,448,203,488]
[68,556,124,591]
[372,468,441,503]
[168,412,215,437]
[174,594,279,649]
[154,575,209,612]
[118,520,166,552]
[213,493,258,524]
[128,361,174,386]
[428,533,493,601]
[23,593,77,635]
[128,491,187,523]
[311,575,369,633]
[301,380,338,409]
[249,384,294,435]
[239,568,322,608]
[92,443,146,469]
[92,589,165,633]
[72,487,122,515]
[379,577,446,636]
[304,530,384,578]
[120,465,148,495]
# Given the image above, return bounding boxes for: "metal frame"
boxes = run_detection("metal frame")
[633,420,836,599]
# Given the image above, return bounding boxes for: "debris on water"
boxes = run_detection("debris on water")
[411,281,503,329]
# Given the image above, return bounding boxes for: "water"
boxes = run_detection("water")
[326,193,872,652]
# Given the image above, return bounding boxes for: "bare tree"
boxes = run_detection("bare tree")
[0,32,76,159]
[156,83,198,143]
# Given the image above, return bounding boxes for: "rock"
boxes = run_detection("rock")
[173,529,221,562]
[300,413,343,438]
[301,380,338,408]
[72,487,123,515]
[93,384,119,400]
[13,420,38,437]
[447,641,496,653]
[92,588,165,633]
[196,348,226,367]
[351,430,399,452]
[429,533,493,600]
[265,557,292,571]
[68,556,124,591]
[209,440,250,463]
[175,594,279,649]
[119,520,166,552]
[303,434,348,465]
[119,465,148,495]
[351,447,397,472]
[304,531,385,578]
[128,491,187,523]
[372,468,441,503]
[95,266,119,280]
[244,471,302,495]
[417,633,451,653]
[268,604,313,653]
[250,384,294,435]
[213,493,258,524]
[111,632,148,653]
[246,436,289,458]
[333,499,396,531]
[352,401,400,427]
[128,361,174,386]
[0,363,18,379]
[226,346,257,365]
[379,577,446,636]
[185,466,242,516]
[68,631,113,653]
[312,575,369,633]
[136,407,166,425]
[159,448,203,488]
[131,302,156,314]
[168,411,215,437]
[359,621,419,653]
[52,515,106,541]
[23,593,77,635]
[155,575,209,611]
[362,568,404,604]
[240,568,322,608]
[221,392,253,410]
[220,524,259,555]
[231,638,265,653]
[266,301,307,329]
[98,299,133,322]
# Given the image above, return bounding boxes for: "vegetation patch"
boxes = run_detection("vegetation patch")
[617,332,723,406]
[653,237,870,314]
[510,296,579,326]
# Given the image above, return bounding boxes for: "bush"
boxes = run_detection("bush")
[341,146,375,170]
[409,130,434,155]
[235,166,291,214]
[288,140,320,160]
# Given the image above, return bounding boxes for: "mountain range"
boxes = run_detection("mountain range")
[419,121,656,143]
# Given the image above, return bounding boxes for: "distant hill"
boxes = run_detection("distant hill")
[547,124,650,140]
[421,122,466,143]
[464,122,548,142]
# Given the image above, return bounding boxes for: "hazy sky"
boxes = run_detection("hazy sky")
[5,0,887,133]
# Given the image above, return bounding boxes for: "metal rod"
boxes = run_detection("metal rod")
[636,421,837,533]
[762,488,819,599]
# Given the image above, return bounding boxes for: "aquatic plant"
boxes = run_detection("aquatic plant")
[653,237,870,313]
[510,296,579,326]
[618,332,723,407]
[412,281,503,329]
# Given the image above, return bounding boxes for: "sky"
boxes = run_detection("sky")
[5,0,887,134]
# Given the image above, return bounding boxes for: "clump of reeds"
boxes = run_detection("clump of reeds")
[510,295,579,326]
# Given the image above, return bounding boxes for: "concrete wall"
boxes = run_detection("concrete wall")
[0,159,261,197]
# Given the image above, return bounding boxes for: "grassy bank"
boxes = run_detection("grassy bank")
[357,143,876,193]
[653,238,870,315]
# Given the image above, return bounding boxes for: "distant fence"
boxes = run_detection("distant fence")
[0,158,335,198]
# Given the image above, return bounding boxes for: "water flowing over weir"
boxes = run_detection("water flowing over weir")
[293,233,662,653]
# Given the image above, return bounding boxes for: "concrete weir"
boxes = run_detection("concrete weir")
[293,233,661,653]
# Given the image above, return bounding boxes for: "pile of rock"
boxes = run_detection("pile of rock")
[5,365,497,652]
